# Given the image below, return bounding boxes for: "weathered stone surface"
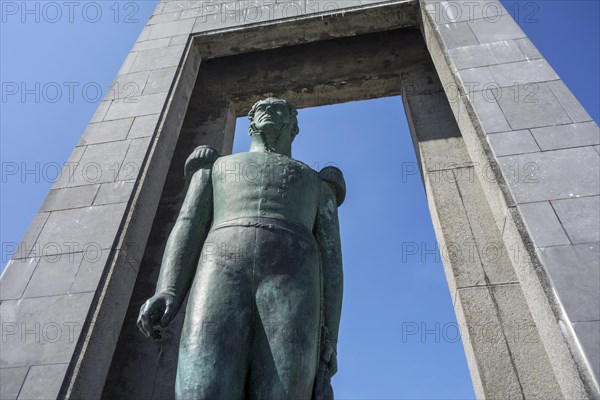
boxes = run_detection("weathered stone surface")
[468,13,525,44]
[455,286,523,399]
[128,114,160,139]
[539,243,600,323]
[487,129,540,157]
[34,204,127,256]
[0,366,28,400]
[530,122,599,151]
[17,364,68,400]
[489,59,558,87]
[450,40,526,70]
[94,182,136,206]
[546,80,593,123]
[79,118,134,145]
[517,202,570,247]
[39,185,99,212]
[490,284,563,398]
[497,82,572,130]
[70,249,110,294]
[0,258,39,300]
[22,253,84,298]
[8,213,49,260]
[552,196,600,244]
[67,141,129,187]
[573,321,600,385]
[498,147,600,204]
[0,293,93,368]
[437,21,478,49]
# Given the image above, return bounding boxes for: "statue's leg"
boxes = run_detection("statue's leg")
[175,227,254,400]
[248,226,321,399]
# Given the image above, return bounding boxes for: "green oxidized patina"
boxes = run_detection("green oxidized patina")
[138,98,345,400]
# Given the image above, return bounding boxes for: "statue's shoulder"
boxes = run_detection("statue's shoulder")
[184,145,220,182]
[318,166,346,206]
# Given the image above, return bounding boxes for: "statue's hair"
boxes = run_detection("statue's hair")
[248,97,299,138]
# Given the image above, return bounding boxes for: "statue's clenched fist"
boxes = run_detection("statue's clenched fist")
[137,292,176,341]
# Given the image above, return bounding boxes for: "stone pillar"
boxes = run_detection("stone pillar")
[402,66,564,399]
[419,0,599,397]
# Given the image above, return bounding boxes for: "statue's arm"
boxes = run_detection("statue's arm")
[314,166,346,378]
[137,145,219,340]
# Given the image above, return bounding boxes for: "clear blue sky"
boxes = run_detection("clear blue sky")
[1,1,598,399]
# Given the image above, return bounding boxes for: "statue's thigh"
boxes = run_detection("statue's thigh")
[176,227,254,400]
[250,231,321,399]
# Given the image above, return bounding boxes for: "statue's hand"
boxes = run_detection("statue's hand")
[321,341,338,378]
[137,293,177,341]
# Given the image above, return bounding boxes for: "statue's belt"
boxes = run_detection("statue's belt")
[210,217,315,244]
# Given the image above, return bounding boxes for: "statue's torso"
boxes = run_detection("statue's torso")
[211,152,321,230]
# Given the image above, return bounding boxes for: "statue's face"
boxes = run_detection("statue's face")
[252,100,292,136]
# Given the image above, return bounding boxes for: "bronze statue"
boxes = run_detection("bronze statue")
[137,97,345,399]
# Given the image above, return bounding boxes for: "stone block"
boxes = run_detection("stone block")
[552,196,600,244]
[104,92,168,121]
[468,90,511,133]
[497,82,572,130]
[487,129,540,157]
[530,122,599,151]
[148,11,181,25]
[78,118,134,146]
[468,13,525,44]
[0,366,28,400]
[539,243,600,323]
[490,284,562,398]
[449,40,525,70]
[0,258,39,300]
[489,59,558,87]
[94,181,136,206]
[0,293,94,367]
[67,141,129,187]
[107,72,150,103]
[22,253,84,298]
[498,147,600,203]
[453,167,518,284]
[423,0,506,24]
[147,18,195,40]
[458,66,495,88]
[515,38,542,60]
[425,169,488,290]
[455,286,523,399]
[9,213,50,260]
[118,137,153,182]
[129,114,160,139]
[437,21,478,49]
[70,249,110,294]
[169,34,189,46]
[517,202,570,248]
[117,52,139,76]
[143,67,178,95]
[129,45,186,74]
[34,203,127,256]
[39,185,99,212]
[547,80,593,123]
[89,100,111,124]
[17,363,68,400]
[572,321,600,385]
[51,146,86,190]
[132,38,172,52]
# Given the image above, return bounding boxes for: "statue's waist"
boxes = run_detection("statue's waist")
[210,217,314,243]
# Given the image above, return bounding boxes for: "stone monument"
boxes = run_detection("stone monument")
[1,2,598,399]
[137,98,345,399]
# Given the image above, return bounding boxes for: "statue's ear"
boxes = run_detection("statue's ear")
[184,145,220,182]
[319,166,346,207]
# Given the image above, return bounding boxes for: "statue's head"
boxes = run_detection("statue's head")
[248,98,299,145]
